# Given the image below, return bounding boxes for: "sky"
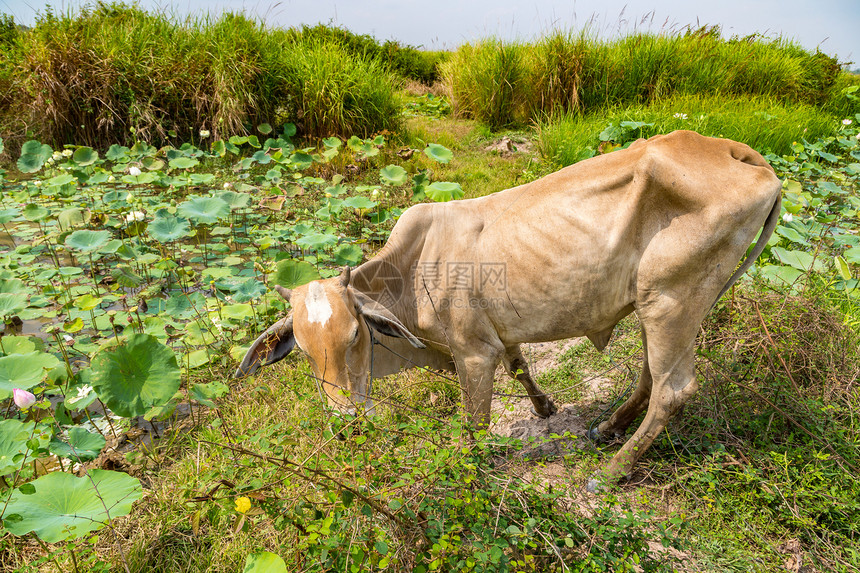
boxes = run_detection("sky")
[2,0,859,64]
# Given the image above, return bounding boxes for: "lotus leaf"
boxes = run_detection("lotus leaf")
[169,156,199,169]
[424,143,453,164]
[342,196,377,210]
[334,244,363,266]
[0,351,60,396]
[147,215,191,243]
[425,181,464,202]
[22,204,49,222]
[0,418,38,475]
[90,334,181,418]
[295,233,338,250]
[380,164,408,186]
[65,230,111,253]
[72,147,98,166]
[1,469,142,543]
[0,293,27,319]
[48,427,106,462]
[272,260,321,289]
[0,208,20,224]
[177,197,230,225]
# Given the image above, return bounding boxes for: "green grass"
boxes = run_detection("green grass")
[442,27,855,130]
[0,4,409,150]
[538,93,840,166]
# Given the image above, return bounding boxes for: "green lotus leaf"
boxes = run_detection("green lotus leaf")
[257,122,273,135]
[105,144,130,161]
[65,230,111,253]
[48,427,106,462]
[46,173,75,187]
[289,153,313,170]
[0,279,29,295]
[272,260,321,289]
[121,171,159,185]
[341,196,377,210]
[74,294,103,311]
[231,278,266,303]
[0,351,60,396]
[147,215,191,243]
[334,244,363,266]
[0,293,28,319]
[0,336,38,355]
[169,156,199,170]
[243,551,287,573]
[72,147,98,166]
[295,232,338,250]
[322,137,342,149]
[424,143,453,164]
[0,208,20,224]
[57,207,90,231]
[22,204,50,222]
[190,381,229,408]
[1,469,142,543]
[771,247,824,272]
[221,303,253,322]
[380,164,407,186]
[0,419,38,475]
[111,266,144,288]
[90,334,181,418]
[425,181,464,202]
[177,196,230,225]
[217,191,251,210]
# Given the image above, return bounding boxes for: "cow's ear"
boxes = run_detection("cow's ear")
[353,291,425,349]
[234,315,295,377]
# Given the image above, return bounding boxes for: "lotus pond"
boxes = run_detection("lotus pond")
[0,125,463,545]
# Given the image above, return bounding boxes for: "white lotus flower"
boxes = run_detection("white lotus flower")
[223,182,232,189]
[108,175,115,183]
[371,189,380,199]
[199,129,210,138]
[62,149,73,157]
[126,211,145,223]
[52,151,62,160]
[782,213,793,223]
[128,166,142,177]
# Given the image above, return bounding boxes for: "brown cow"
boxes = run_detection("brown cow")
[237,131,782,491]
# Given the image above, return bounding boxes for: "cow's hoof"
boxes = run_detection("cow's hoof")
[530,400,558,419]
[587,427,604,442]
[586,478,602,494]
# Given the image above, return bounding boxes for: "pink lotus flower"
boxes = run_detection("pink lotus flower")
[13,388,36,410]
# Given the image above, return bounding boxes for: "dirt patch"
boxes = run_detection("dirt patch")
[484,136,534,156]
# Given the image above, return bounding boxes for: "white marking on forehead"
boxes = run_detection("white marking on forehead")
[305,281,332,326]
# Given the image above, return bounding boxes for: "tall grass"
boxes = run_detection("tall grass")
[444,27,850,129]
[538,93,838,166]
[0,3,402,148]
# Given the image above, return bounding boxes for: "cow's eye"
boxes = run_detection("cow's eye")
[349,327,360,344]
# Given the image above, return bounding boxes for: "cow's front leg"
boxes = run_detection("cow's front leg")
[503,345,557,418]
[454,350,502,428]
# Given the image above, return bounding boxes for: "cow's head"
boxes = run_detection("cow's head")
[235,267,424,414]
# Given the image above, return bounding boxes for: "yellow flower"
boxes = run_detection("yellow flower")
[235,496,252,514]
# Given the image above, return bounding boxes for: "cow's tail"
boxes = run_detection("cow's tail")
[712,192,782,308]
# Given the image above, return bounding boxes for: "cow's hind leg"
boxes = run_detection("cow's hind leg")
[503,345,557,418]
[589,324,652,441]
[587,314,700,493]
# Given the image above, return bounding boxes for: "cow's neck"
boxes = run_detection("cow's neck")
[351,236,453,374]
